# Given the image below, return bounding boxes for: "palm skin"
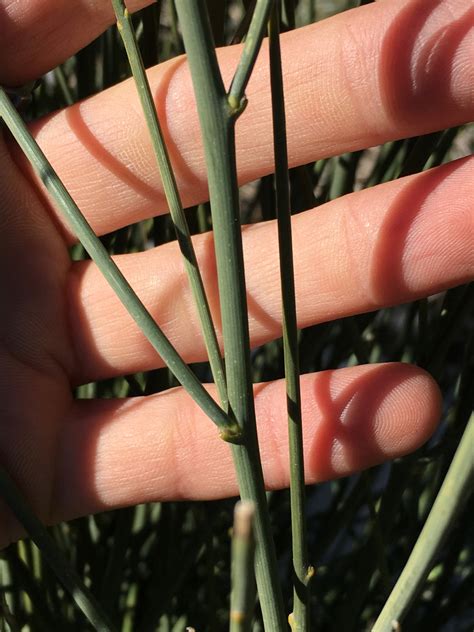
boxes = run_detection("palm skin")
[0,0,472,548]
[0,135,76,541]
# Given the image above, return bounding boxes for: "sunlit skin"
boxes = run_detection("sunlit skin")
[0,0,472,547]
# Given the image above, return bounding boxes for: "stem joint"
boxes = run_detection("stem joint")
[227,94,248,119]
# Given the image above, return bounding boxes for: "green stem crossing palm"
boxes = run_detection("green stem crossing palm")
[268,8,312,631]
[111,0,228,410]
[173,2,286,629]
[0,87,241,444]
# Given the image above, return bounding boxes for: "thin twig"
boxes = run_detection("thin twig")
[230,502,256,632]
[173,3,287,628]
[0,465,116,631]
[268,7,313,631]
[228,0,274,112]
[0,87,241,444]
[112,0,228,409]
[372,413,474,631]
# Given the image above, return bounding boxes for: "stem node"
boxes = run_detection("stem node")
[305,565,315,583]
[227,95,248,118]
[219,425,245,445]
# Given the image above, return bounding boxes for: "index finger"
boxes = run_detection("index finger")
[24,0,474,240]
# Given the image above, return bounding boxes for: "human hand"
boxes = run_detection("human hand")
[0,0,472,547]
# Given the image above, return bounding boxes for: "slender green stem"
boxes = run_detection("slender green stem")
[0,87,241,444]
[173,3,286,629]
[372,414,474,632]
[0,466,116,631]
[268,8,312,631]
[228,0,274,111]
[230,502,256,632]
[53,66,74,107]
[112,0,228,408]
[0,586,21,632]
[361,471,391,594]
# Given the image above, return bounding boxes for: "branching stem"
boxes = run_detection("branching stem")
[228,0,274,112]
[112,0,228,409]
[174,3,286,629]
[0,87,241,444]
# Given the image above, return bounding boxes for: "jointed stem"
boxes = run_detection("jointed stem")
[228,0,274,112]
[268,8,312,631]
[174,2,286,629]
[0,87,241,444]
[112,0,228,409]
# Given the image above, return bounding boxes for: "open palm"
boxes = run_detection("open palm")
[0,0,472,547]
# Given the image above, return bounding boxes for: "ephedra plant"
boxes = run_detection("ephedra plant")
[0,1,472,630]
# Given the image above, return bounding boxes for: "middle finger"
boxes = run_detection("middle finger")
[27,0,473,241]
[68,157,473,383]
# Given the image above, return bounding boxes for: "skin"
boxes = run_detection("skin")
[0,0,472,547]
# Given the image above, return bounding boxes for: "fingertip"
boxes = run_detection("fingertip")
[372,363,442,456]
[304,363,442,481]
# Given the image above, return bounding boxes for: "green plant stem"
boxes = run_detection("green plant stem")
[0,87,241,444]
[228,0,274,111]
[0,588,21,632]
[268,8,312,631]
[230,502,256,632]
[360,472,391,594]
[112,0,227,408]
[0,466,116,631]
[53,66,74,106]
[173,3,286,629]
[372,413,474,632]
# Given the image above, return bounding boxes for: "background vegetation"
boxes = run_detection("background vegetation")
[1,1,473,630]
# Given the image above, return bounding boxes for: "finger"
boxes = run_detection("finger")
[0,0,154,86]
[68,157,474,383]
[45,363,440,531]
[24,0,473,240]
